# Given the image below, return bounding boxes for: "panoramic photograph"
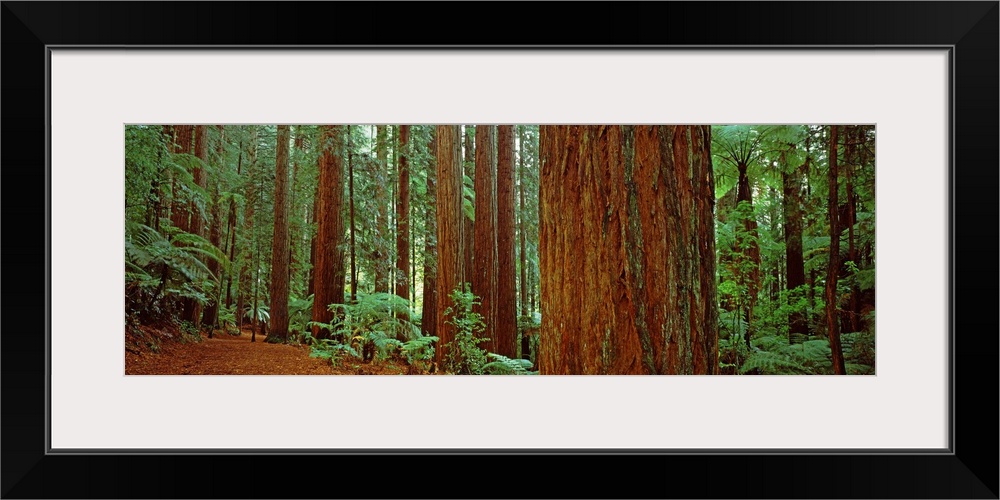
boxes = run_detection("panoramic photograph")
[125,124,875,375]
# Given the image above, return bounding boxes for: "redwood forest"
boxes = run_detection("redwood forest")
[125,125,875,375]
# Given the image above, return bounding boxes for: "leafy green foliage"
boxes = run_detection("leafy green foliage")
[309,293,422,363]
[287,294,314,336]
[482,353,535,375]
[125,221,229,322]
[442,285,490,375]
[401,336,438,366]
[305,334,359,365]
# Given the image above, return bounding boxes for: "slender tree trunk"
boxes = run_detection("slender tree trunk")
[782,150,808,340]
[288,128,305,298]
[308,185,319,298]
[170,125,194,232]
[374,125,390,293]
[396,125,411,318]
[495,125,518,358]
[734,161,761,349]
[826,125,847,374]
[518,127,529,317]
[473,125,498,352]
[845,126,860,333]
[421,132,438,340]
[312,126,347,340]
[241,132,258,335]
[517,127,530,358]
[225,137,244,309]
[183,125,209,327]
[202,125,225,335]
[538,126,718,375]
[434,125,464,368]
[267,125,292,343]
[348,126,357,302]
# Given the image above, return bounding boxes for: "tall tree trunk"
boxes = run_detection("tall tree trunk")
[348,126,357,302]
[202,125,225,335]
[434,125,464,368]
[374,125,390,293]
[826,125,847,374]
[495,125,518,358]
[463,126,475,289]
[241,131,258,335]
[782,150,808,340]
[312,126,347,340]
[288,128,305,299]
[267,125,292,343]
[308,184,319,298]
[518,126,529,319]
[170,125,194,232]
[845,126,860,333]
[473,125,498,352]
[538,125,718,375]
[517,126,530,359]
[396,125,411,318]
[183,125,209,327]
[225,136,244,309]
[734,161,761,349]
[421,132,438,340]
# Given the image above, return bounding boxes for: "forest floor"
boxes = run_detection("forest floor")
[125,324,410,375]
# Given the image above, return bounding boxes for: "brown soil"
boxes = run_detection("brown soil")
[125,325,415,375]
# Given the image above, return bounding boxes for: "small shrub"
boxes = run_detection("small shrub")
[442,284,490,375]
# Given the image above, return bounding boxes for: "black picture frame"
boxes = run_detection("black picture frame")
[3,2,996,498]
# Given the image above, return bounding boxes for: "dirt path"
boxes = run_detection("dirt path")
[126,330,334,375]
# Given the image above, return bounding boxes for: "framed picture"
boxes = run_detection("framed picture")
[3,2,996,498]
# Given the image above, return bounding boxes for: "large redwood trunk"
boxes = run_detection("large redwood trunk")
[421,132,438,339]
[434,126,464,368]
[826,125,847,374]
[396,125,411,316]
[782,150,808,339]
[495,125,518,358]
[312,125,347,340]
[267,125,292,342]
[538,126,718,375]
[473,125,497,352]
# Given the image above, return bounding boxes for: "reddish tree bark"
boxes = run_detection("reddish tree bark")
[434,125,464,368]
[826,125,847,374]
[421,132,438,340]
[202,125,226,335]
[312,125,347,340]
[495,125,518,358]
[538,126,718,374]
[473,125,497,352]
[169,125,194,232]
[782,149,808,339]
[267,125,292,342]
[182,125,209,327]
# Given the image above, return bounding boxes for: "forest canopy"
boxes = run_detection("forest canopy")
[125,124,875,375]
